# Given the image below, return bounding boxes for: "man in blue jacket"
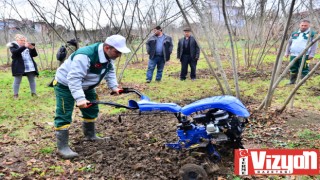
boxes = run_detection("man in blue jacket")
[146,26,173,83]
[53,35,131,159]
[177,27,200,81]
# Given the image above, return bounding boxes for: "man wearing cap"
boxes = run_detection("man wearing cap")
[53,35,131,159]
[177,27,200,81]
[146,25,173,83]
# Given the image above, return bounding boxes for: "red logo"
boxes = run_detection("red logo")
[234,149,320,175]
[294,34,299,36]
[95,63,102,68]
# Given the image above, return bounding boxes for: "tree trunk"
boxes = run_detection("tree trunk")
[258,35,320,110]
[191,0,231,94]
[279,61,320,113]
[263,0,296,110]
[222,0,240,98]
[175,0,225,95]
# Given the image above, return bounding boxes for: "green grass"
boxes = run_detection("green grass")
[49,166,64,175]
[78,164,95,172]
[283,129,320,149]
[0,44,320,142]
[30,167,43,175]
[39,147,54,154]
[298,129,320,140]
[0,67,55,139]
[10,172,22,178]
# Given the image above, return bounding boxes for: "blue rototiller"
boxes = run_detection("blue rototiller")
[90,88,249,178]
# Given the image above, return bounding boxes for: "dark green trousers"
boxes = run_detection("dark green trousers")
[54,83,99,129]
[290,55,309,76]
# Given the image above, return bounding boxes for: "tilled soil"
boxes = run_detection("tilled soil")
[73,110,240,179]
[1,62,320,179]
[1,101,320,179]
[0,112,235,179]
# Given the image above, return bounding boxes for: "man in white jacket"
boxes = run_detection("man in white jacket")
[53,35,131,159]
[285,19,318,84]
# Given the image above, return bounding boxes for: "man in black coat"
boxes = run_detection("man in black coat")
[177,27,200,80]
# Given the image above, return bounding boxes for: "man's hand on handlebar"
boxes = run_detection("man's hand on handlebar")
[110,88,123,95]
[77,99,91,108]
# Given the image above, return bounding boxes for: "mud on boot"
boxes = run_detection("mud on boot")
[56,130,79,159]
[82,122,110,142]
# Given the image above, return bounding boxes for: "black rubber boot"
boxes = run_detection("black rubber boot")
[82,122,109,141]
[287,73,297,85]
[56,130,79,159]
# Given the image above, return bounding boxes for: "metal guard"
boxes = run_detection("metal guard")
[181,95,250,117]
[128,95,181,113]
[128,95,249,117]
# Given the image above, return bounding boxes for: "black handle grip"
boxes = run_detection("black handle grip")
[90,100,138,109]
[76,100,99,108]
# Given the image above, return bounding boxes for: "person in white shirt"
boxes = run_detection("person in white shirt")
[7,34,39,98]
[285,19,318,84]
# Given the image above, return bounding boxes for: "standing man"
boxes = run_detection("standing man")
[49,39,80,87]
[146,25,173,83]
[53,35,131,159]
[177,27,200,81]
[285,19,318,84]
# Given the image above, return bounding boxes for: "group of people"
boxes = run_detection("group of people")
[7,19,317,159]
[145,26,200,83]
[7,26,201,100]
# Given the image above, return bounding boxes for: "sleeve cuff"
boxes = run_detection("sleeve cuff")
[76,97,86,104]
[111,86,118,91]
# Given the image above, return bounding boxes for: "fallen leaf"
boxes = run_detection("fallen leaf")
[64,160,71,165]
[3,160,15,165]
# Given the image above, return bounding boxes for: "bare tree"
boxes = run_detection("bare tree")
[191,0,232,95]
[258,35,320,110]
[280,0,288,18]
[279,61,320,112]
[0,0,13,64]
[175,0,225,94]
[263,0,296,110]
[222,0,240,98]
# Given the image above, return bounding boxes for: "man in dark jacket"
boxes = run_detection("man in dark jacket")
[177,27,200,81]
[145,26,173,83]
[58,39,79,66]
